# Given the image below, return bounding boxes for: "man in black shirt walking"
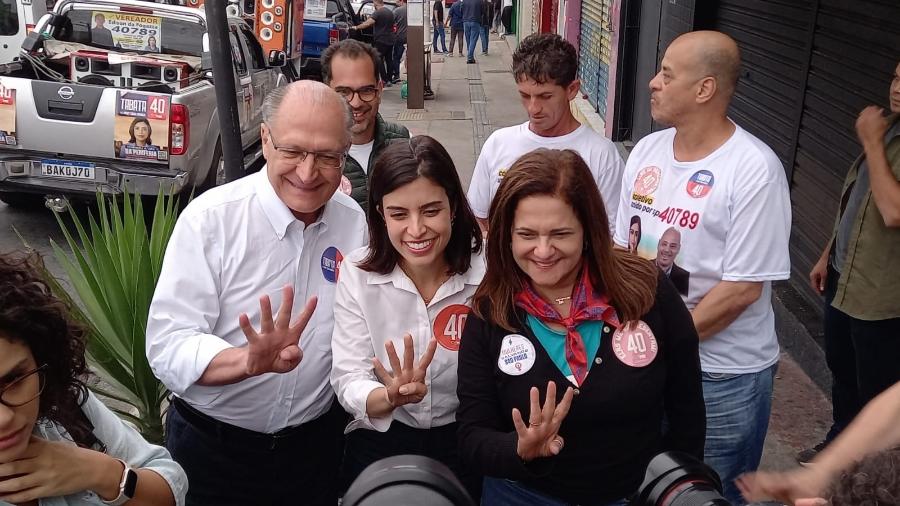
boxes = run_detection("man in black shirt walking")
[353,0,396,86]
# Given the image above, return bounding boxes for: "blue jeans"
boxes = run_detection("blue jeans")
[432,24,447,52]
[702,364,776,505]
[464,21,480,60]
[480,25,489,53]
[482,478,627,506]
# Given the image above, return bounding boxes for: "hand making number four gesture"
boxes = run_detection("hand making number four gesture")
[374,334,439,408]
[513,381,575,462]
[240,285,318,376]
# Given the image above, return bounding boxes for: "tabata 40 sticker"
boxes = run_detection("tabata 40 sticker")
[433,304,470,351]
[634,166,662,195]
[321,246,343,283]
[612,321,659,367]
[686,170,715,198]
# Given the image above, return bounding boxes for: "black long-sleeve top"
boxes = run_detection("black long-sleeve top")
[456,273,705,505]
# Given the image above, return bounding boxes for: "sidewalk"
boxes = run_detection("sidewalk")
[378,33,832,474]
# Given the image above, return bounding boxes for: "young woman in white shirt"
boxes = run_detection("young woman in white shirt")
[0,251,187,506]
[331,135,484,497]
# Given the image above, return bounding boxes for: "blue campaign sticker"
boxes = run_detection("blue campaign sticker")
[686,170,715,199]
[321,246,344,283]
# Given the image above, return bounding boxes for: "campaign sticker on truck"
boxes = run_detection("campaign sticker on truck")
[114,92,170,163]
[0,83,17,146]
[91,11,162,52]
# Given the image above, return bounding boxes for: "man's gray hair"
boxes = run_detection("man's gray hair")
[261,81,353,145]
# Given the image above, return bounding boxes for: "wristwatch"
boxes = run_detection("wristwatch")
[102,459,138,506]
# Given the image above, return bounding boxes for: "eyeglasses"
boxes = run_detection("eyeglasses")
[266,124,347,170]
[333,85,379,103]
[0,364,47,408]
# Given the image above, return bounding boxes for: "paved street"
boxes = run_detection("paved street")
[0,32,833,474]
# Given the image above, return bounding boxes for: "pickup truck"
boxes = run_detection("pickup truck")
[0,0,286,208]
[295,0,354,78]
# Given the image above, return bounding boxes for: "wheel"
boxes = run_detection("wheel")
[0,192,42,209]
[198,142,225,194]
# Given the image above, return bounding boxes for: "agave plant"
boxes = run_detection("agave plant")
[46,191,180,444]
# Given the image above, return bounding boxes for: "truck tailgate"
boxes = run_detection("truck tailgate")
[0,78,171,166]
[302,20,336,59]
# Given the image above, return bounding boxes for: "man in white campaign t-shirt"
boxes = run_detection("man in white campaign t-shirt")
[614,31,791,504]
[466,33,624,234]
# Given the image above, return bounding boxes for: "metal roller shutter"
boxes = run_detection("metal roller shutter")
[713,0,899,306]
[577,0,611,116]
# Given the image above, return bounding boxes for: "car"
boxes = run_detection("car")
[350,0,398,46]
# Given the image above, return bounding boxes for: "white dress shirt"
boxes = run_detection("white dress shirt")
[146,170,367,433]
[331,247,486,433]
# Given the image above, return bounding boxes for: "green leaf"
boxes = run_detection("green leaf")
[41,189,183,442]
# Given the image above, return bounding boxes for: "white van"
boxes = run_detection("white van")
[0,0,54,64]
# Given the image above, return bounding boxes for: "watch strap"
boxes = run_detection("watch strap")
[102,459,138,506]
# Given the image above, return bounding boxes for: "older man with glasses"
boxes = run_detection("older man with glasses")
[146,80,369,506]
[321,39,410,212]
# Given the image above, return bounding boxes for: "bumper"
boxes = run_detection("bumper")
[0,157,188,197]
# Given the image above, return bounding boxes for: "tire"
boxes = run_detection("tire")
[0,192,42,209]
[199,142,225,194]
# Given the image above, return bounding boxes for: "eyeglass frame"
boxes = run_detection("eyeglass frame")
[0,363,48,408]
[264,123,348,170]
[333,85,380,103]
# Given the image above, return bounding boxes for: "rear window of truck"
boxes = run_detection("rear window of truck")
[56,9,203,57]
[0,0,19,36]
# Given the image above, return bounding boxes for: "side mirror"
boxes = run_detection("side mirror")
[267,49,286,67]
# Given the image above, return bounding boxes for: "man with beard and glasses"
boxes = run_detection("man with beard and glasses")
[322,39,411,211]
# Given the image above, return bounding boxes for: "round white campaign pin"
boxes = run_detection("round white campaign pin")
[497,334,536,376]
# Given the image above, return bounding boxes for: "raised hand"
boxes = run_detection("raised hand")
[512,381,575,462]
[373,334,438,408]
[241,285,317,376]
[855,105,888,147]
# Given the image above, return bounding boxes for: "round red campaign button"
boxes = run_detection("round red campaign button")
[433,304,470,351]
[612,320,659,367]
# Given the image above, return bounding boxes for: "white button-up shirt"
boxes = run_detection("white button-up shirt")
[146,170,367,433]
[331,247,486,433]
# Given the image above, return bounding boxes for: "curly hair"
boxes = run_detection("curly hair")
[828,448,900,506]
[0,250,101,450]
[512,33,579,87]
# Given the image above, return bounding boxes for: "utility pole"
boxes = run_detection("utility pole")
[205,1,245,182]
[407,0,425,109]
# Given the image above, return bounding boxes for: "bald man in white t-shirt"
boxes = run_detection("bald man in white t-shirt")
[614,31,791,504]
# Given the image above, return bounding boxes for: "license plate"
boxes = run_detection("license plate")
[40,159,96,180]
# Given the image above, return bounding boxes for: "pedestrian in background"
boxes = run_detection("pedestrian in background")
[479,0,493,55]
[491,0,501,33]
[352,0,396,86]
[447,0,465,57]
[500,0,513,35]
[391,0,408,83]
[614,31,791,504]
[460,0,481,63]
[797,60,900,465]
[432,0,447,54]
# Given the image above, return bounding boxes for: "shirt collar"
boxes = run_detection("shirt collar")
[366,249,485,292]
[254,168,331,239]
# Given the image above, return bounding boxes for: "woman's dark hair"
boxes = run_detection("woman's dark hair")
[472,149,658,330]
[359,135,483,275]
[128,117,153,145]
[828,448,900,505]
[0,251,101,450]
